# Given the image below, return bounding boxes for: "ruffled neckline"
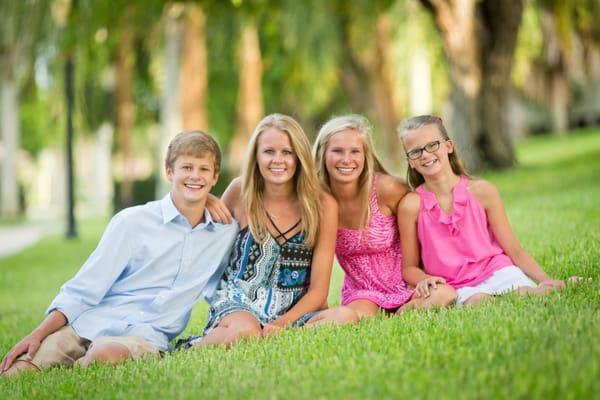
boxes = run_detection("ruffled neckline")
[416,175,468,236]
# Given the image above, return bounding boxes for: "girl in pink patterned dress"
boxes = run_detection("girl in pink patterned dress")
[397,115,575,306]
[310,115,457,321]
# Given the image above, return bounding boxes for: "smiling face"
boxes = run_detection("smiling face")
[324,129,365,185]
[167,154,218,209]
[256,127,298,186]
[402,124,454,177]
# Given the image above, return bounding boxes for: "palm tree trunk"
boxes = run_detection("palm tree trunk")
[229,23,264,175]
[180,3,207,131]
[115,27,136,207]
[157,8,183,197]
[0,78,20,216]
[372,13,402,171]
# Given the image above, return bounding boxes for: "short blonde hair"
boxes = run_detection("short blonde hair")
[313,114,387,229]
[165,130,221,174]
[242,114,321,248]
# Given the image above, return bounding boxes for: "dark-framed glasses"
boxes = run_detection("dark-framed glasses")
[405,139,448,160]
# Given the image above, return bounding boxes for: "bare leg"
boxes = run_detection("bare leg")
[462,283,562,307]
[463,293,493,307]
[346,299,380,320]
[195,311,262,348]
[76,343,131,367]
[397,284,458,314]
[305,306,359,327]
[516,286,554,296]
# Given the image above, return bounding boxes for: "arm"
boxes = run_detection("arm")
[205,176,244,224]
[47,211,134,326]
[1,310,67,372]
[472,180,560,286]
[397,193,446,297]
[266,192,338,332]
[205,194,233,224]
[220,177,244,225]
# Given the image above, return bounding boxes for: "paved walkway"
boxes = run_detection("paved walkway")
[0,224,52,259]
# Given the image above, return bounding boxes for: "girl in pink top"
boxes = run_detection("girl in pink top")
[309,115,456,321]
[397,115,573,306]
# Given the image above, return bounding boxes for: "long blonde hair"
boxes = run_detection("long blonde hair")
[242,113,321,248]
[397,115,469,189]
[313,114,387,229]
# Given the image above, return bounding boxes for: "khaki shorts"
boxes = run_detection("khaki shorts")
[17,326,159,370]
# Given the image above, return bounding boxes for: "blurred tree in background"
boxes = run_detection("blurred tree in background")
[513,0,600,135]
[1,0,599,219]
[0,0,53,216]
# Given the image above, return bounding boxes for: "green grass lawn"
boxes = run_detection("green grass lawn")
[1,129,599,399]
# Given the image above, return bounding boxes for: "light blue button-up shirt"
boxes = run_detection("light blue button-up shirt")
[47,193,238,351]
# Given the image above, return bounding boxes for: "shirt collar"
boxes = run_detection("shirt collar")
[161,193,180,224]
[201,208,216,230]
[160,193,216,230]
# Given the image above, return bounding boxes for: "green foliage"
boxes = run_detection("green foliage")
[20,95,61,155]
[0,0,53,77]
[204,2,242,145]
[1,131,599,399]
[512,3,544,88]
[274,0,341,117]
[390,0,449,114]
[112,175,157,212]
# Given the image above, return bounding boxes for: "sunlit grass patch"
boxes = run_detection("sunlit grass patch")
[1,131,599,399]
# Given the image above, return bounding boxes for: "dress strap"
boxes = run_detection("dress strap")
[266,212,301,241]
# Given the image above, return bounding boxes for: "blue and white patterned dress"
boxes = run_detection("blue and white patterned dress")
[203,225,312,333]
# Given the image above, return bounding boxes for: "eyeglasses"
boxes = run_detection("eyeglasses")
[405,139,448,160]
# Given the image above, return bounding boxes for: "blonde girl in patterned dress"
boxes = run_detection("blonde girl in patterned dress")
[186,113,350,348]
[309,115,457,322]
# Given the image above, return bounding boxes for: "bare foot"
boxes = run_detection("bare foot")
[567,276,592,285]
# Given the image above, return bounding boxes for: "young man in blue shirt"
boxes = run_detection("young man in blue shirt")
[1,131,238,375]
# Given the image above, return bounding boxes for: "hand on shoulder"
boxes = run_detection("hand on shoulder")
[222,177,244,220]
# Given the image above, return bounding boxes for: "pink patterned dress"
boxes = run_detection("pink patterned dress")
[335,176,414,309]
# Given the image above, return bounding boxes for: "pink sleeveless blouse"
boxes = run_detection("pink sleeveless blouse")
[416,176,513,289]
[336,176,414,309]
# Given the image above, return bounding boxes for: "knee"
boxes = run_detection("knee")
[428,284,458,307]
[2,360,39,377]
[237,323,262,340]
[40,327,77,352]
[463,292,492,307]
[333,306,359,324]
[314,306,360,325]
[77,344,130,367]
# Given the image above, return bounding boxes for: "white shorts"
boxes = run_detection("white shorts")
[456,266,537,305]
